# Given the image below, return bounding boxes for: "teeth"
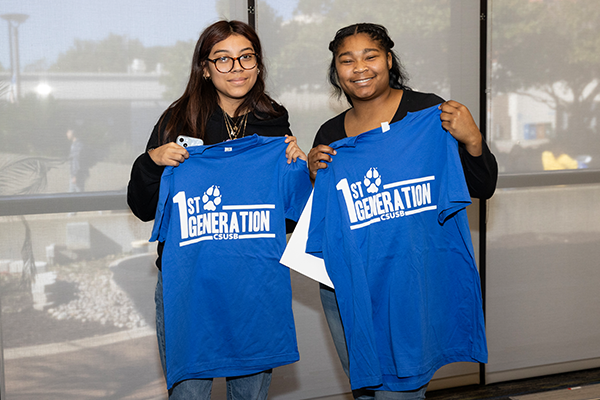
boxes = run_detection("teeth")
[354,78,372,83]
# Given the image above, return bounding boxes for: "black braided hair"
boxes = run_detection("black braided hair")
[327,23,410,104]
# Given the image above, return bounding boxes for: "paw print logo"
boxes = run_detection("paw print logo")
[363,168,381,194]
[202,185,222,211]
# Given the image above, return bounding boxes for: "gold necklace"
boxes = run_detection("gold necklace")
[223,108,249,140]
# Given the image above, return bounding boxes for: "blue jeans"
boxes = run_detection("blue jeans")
[320,284,428,400]
[155,272,272,400]
[167,373,272,400]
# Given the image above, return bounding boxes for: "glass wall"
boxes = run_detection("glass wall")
[258,0,471,151]
[0,1,227,398]
[1,0,484,398]
[486,0,600,383]
[0,1,230,196]
[1,211,164,399]
[258,0,484,395]
[489,0,600,173]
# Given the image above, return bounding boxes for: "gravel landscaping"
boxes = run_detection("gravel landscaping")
[1,255,150,349]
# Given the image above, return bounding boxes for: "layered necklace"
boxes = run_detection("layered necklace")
[222,108,249,140]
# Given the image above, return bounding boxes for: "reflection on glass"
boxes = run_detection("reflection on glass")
[1,2,226,398]
[257,0,452,151]
[490,0,600,173]
[486,184,600,377]
[0,210,163,398]
[0,1,222,195]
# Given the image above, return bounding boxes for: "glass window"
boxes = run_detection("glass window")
[1,1,222,195]
[0,211,164,398]
[486,0,600,384]
[0,2,227,398]
[257,0,460,152]
[257,0,483,395]
[1,0,487,397]
[489,0,600,173]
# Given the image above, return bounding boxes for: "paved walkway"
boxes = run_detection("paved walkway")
[5,326,154,360]
[4,330,167,400]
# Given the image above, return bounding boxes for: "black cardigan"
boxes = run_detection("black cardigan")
[313,90,498,199]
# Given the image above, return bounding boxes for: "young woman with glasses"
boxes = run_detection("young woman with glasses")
[307,23,497,399]
[127,20,306,399]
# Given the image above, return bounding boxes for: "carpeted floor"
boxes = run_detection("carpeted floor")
[425,367,600,400]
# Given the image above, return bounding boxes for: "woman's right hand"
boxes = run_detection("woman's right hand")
[148,143,189,167]
[308,145,337,182]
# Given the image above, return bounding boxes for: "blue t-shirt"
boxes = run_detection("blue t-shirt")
[151,134,312,389]
[307,106,488,391]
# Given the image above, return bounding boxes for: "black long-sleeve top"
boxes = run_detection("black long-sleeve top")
[313,90,498,199]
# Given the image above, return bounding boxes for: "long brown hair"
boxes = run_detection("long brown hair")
[159,20,283,144]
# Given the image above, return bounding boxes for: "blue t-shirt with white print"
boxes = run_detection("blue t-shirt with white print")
[151,134,312,389]
[307,106,488,391]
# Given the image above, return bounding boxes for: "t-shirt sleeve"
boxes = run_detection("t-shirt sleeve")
[438,133,472,224]
[150,167,173,242]
[305,169,329,259]
[280,156,312,223]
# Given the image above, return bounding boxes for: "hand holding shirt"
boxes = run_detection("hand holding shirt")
[151,135,312,389]
[306,106,488,391]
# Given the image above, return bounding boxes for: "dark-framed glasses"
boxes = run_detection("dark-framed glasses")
[206,53,258,73]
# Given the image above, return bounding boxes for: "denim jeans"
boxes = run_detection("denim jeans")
[155,272,272,399]
[320,284,428,400]
[167,372,272,400]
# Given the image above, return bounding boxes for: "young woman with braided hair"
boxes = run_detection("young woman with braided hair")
[308,23,497,400]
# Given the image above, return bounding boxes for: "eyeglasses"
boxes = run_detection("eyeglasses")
[206,53,258,73]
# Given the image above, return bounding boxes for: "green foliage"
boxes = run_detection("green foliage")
[37,0,454,101]
[158,39,196,102]
[492,0,600,150]
[0,92,127,165]
[23,58,50,73]
[254,2,285,95]
[49,33,147,73]
[0,0,483,162]
[43,31,193,99]
[492,0,600,93]
[264,0,450,94]
[0,33,192,163]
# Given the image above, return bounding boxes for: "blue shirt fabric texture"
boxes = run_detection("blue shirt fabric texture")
[150,134,312,389]
[306,106,488,391]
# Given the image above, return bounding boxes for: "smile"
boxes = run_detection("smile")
[228,77,248,84]
[352,77,374,84]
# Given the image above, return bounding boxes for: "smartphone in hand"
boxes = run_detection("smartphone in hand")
[176,135,204,148]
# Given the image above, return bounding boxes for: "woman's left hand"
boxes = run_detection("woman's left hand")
[285,135,308,164]
[439,100,483,157]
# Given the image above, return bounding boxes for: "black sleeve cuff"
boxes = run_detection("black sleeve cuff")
[459,140,499,200]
